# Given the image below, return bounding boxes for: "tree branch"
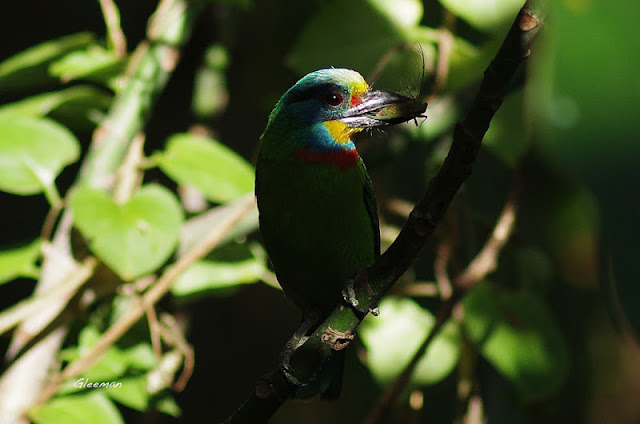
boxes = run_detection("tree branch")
[364,178,520,424]
[225,3,542,422]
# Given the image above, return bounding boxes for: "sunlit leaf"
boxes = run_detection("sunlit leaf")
[103,376,148,411]
[172,258,265,297]
[360,297,461,386]
[59,326,158,395]
[287,0,409,76]
[439,0,525,32]
[192,44,229,119]
[0,116,80,197]
[28,391,123,424]
[463,282,569,401]
[0,239,41,285]
[157,133,254,204]
[49,45,123,84]
[154,394,181,418]
[0,33,94,92]
[70,184,183,280]
[179,195,258,256]
[0,86,112,131]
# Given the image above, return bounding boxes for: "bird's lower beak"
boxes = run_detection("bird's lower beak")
[340,90,427,128]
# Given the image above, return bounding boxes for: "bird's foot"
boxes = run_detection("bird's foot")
[342,270,380,318]
[279,310,322,390]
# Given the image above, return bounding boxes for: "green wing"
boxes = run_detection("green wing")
[363,174,381,257]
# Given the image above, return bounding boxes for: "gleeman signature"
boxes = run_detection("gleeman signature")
[74,378,122,388]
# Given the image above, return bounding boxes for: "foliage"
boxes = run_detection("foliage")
[0,0,637,423]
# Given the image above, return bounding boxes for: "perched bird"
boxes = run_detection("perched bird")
[255,68,426,397]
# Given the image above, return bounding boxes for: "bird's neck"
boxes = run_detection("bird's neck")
[291,147,360,171]
[260,120,361,170]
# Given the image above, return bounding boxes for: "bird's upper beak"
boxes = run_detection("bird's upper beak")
[340,90,427,128]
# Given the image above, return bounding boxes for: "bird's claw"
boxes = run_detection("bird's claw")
[341,272,380,318]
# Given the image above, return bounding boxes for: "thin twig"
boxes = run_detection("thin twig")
[364,180,519,424]
[98,0,127,58]
[159,313,194,391]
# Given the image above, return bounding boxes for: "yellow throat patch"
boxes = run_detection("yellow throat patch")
[323,120,361,144]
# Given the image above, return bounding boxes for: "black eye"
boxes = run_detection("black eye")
[325,93,343,107]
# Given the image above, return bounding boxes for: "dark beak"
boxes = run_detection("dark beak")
[340,90,427,128]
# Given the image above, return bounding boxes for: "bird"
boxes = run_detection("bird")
[255,68,426,397]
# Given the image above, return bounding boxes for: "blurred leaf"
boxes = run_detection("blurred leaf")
[439,0,525,32]
[287,0,413,76]
[192,44,229,119]
[445,34,490,92]
[0,86,112,131]
[157,133,254,204]
[172,258,265,297]
[0,239,41,285]
[484,91,530,167]
[123,343,157,371]
[514,246,554,291]
[0,116,80,198]
[76,326,127,381]
[28,391,123,424]
[545,187,599,289]
[103,375,148,411]
[0,32,94,92]
[529,0,640,336]
[406,95,459,141]
[360,297,461,386]
[178,194,258,256]
[59,326,157,393]
[463,282,569,401]
[70,184,184,280]
[369,0,423,28]
[49,45,123,85]
[154,394,181,418]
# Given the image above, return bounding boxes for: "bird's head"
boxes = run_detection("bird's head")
[260,68,426,159]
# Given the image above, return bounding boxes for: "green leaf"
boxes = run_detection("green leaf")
[0,86,112,131]
[49,45,123,84]
[483,91,530,167]
[172,258,264,297]
[154,394,181,417]
[360,297,461,386]
[28,391,124,424]
[104,375,149,411]
[157,133,254,203]
[192,44,229,119]
[0,239,41,285]
[123,343,158,371]
[463,282,569,401]
[70,184,184,280]
[0,33,94,92]
[59,326,158,395]
[439,0,525,32]
[77,326,127,382]
[0,116,80,200]
[287,0,410,76]
[178,196,259,257]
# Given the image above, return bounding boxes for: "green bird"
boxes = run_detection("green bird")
[255,68,426,397]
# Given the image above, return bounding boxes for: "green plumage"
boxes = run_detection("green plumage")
[256,153,379,314]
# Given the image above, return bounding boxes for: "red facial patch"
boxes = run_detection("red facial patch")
[350,94,363,107]
[292,148,359,170]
